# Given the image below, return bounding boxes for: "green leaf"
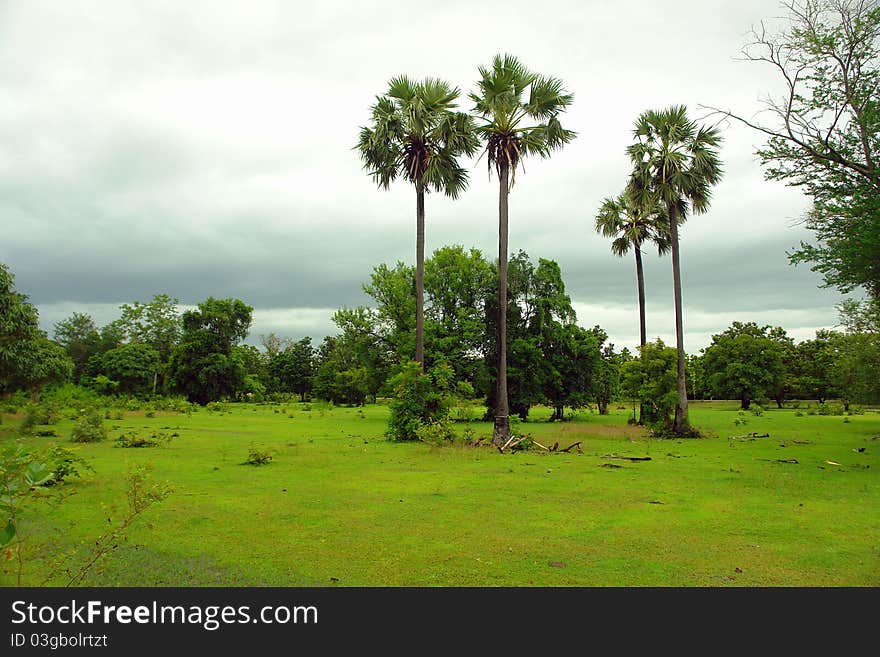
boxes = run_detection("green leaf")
[0,520,15,547]
[24,461,54,487]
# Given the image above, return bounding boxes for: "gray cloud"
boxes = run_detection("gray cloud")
[0,0,852,355]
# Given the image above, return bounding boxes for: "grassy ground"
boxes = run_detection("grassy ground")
[1,400,878,586]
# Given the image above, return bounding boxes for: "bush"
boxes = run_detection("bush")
[45,445,93,484]
[20,404,59,434]
[386,362,456,442]
[243,447,273,466]
[415,421,458,445]
[115,431,171,448]
[751,404,764,416]
[70,412,107,443]
[816,402,845,416]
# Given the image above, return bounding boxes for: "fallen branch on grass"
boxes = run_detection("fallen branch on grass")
[758,458,799,464]
[730,432,770,440]
[601,454,652,462]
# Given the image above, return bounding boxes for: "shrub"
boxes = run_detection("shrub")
[751,404,764,416]
[243,447,273,466]
[46,445,93,484]
[794,410,804,417]
[115,431,171,448]
[70,412,107,443]
[386,361,456,442]
[816,402,845,416]
[415,421,458,445]
[20,404,59,434]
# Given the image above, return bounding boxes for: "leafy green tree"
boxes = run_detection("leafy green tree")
[53,313,100,383]
[717,0,880,300]
[357,76,478,369]
[424,245,494,386]
[621,339,679,426]
[831,332,880,407]
[386,361,457,441]
[100,343,160,396]
[701,322,789,410]
[267,337,314,401]
[629,106,723,433]
[791,329,841,402]
[0,263,42,394]
[118,294,181,361]
[168,298,253,405]
[592,338,623,416]
[233,345,263,377]
[470,53,576,447]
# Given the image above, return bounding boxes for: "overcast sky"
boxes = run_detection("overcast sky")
[0,0,853,354]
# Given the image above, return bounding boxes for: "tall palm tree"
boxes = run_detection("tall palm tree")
[470,54,575,449]
[356,77,478,369]
[627,106,723,434]
[595,187,671,424]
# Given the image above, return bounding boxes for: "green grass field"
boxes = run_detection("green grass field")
[2,400,878,586]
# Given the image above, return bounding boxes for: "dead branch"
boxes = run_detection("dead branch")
[601,454,652,462]
[558,442,582,453]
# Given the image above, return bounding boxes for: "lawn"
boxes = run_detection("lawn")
[2,400,878,586]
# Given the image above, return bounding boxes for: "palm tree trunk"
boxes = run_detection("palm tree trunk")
[493,165,511,448]
[415,183,425,369]
[635,245,646,425]
[668,207,690,432]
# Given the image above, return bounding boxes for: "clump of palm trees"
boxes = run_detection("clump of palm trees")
[358,56,723,441]
[596,106,723,433]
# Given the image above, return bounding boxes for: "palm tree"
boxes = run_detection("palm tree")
[470,54,575,449]
[627,106,723,434]
[356,77,478,369]
[595,187,670,424]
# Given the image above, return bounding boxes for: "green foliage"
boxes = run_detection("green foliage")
[169,297,253,405]
[356,75,479,198]
[266,337,314,400]
[414,421,458,445]
[118,294,182,365]
[243,447,273,466]
[70,411,108,443]
[701,322,790,409]
[470,53,576,183]
[45,445,93,484]
[1,444,52,549]
[0,263,42,394]
[386,361,457,442]
[20,403,59,434]
[115,431,172,448]
[621,339,679,427]
[53,312,101,384]
[100,343,161,395]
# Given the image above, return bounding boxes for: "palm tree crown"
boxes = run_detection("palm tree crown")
[595,187,671,258]
[470,53,576,186]
[626,105,723,219]
[356,76,479,197]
